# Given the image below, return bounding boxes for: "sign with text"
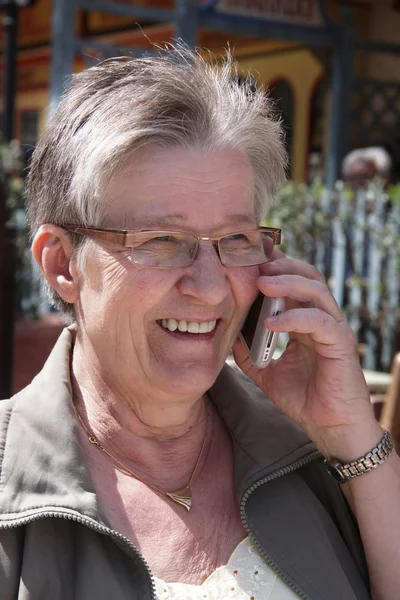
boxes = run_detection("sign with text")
[214,0,324,27]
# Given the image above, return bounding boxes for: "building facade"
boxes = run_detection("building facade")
[1,0,400,182]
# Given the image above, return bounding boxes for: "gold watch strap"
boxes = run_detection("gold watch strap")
[325,428,394,483]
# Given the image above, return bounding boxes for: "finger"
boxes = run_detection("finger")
[269,248,287,260]
[264,308,357,357]
[262,253,326,284]
[257,274,343,321]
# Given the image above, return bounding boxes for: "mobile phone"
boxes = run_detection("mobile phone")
[239,294,285,369]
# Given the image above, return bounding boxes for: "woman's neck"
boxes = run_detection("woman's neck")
[71,343,211,489]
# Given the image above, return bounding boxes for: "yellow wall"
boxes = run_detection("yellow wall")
[238,49,324,182]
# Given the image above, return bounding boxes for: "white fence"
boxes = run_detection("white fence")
[267,181,400,372]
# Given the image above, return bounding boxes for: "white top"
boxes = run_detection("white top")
[154,537,300,600]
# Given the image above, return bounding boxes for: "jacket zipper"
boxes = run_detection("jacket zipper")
[240,449,323,600]
[0,508,156,600]
[1,450,322,600]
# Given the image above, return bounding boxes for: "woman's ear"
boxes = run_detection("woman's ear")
[31,225,81,304]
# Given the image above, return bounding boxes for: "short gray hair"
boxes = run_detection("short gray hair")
[342,146,392,178]
[26,45,287,321]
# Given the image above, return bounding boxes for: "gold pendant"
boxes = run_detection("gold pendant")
[166,486,192,511]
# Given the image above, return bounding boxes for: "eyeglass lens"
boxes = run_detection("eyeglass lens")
[130,231,275,267]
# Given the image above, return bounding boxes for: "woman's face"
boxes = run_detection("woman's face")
[76,146,260,399]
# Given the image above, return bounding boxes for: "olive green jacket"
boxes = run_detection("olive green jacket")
[0,328,371,599]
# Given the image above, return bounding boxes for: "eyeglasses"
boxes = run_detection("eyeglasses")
[63,225,281,268]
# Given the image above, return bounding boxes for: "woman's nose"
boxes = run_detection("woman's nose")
[177,241,230,305]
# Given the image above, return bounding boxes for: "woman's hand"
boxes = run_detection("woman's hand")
[232,249,383,461]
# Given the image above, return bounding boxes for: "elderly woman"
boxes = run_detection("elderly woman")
[0,49,399,600]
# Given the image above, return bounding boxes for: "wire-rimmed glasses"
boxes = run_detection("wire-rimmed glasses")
[63,225,281,268]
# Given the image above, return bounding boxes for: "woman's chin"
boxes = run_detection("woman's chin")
[153,359,224,397]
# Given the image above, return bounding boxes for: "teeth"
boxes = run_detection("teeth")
[166,318,178,331]
[178,320,188,332]
[188,322,200,334]
[160,319,217,334]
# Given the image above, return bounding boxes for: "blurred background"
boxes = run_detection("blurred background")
[0,1,399,429]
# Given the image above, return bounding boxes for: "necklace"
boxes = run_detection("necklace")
[73,402,209,511]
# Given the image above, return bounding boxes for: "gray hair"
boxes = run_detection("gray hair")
[26,45,287,321]
[342,146,392,178]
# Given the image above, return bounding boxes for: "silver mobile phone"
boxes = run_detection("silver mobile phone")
[239,294,285,369]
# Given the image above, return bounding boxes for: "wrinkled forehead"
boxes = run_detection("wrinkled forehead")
[104,146,257,230]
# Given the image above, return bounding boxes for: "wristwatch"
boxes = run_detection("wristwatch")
[324,428,393,483]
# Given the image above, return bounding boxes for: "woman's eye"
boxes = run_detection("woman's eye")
[225,234,247,241]
[224,233,249,246]
[154,236,175,242]
[224,234,252,245]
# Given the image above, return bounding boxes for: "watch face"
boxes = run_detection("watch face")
[325,460,345,483]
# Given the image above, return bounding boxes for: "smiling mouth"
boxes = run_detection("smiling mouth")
[157,318,218,334]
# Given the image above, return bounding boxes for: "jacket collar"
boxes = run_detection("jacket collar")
[0,327,315,521]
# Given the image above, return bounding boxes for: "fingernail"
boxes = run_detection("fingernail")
[265,315,279,324]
